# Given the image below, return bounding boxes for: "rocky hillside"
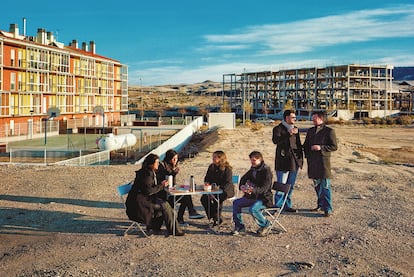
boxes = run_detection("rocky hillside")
[128,80,224,114]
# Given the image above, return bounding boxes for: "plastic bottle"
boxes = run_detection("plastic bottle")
[168,175,173,188]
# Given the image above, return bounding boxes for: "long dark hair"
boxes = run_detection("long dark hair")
[142,153,159,169]
[164,149,178,166]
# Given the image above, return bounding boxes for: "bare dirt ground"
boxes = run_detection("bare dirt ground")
[1,124,413,276]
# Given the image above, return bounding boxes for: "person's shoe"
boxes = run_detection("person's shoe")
[177,218,189,227]
[212,216,223,227]
[189,211,205,219]
[324,211,332,217]
[257,223,272,237]
[283,207,297,213]
[311,207,321,212]
[175,231,185,236]
[232,227,246,236]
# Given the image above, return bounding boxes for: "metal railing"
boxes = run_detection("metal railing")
[0,120,59,141]
[8,147,110,166]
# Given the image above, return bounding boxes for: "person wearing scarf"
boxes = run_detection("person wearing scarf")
[272,109,303,212]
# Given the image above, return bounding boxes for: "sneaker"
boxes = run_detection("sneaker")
[232,227,246,236]
[283,207,297,213]
[257,223,272,237]
[324,211,332,217]
[189,212,205,219]
[177,219,189,227]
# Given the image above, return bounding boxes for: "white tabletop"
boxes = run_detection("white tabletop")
[169,189,223,196]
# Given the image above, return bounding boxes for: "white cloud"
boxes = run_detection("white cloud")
[202,5,414,56]
[131,5,414,85]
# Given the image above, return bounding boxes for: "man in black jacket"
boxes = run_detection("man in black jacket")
[272,110,303,212]
[303,111,338,217]
[232,151,273,236]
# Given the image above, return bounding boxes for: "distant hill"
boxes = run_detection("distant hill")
[394,67,414,80]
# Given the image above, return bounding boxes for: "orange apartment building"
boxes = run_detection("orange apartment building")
[0,22,128,139]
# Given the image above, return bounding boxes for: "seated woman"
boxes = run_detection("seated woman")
[232,151,273,237]
[126,153,184,236]
[201,150,234,226]
[157,149,204,226]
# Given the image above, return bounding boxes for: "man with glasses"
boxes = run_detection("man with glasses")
[272,110,303,212]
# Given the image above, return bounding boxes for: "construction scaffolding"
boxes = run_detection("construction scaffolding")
[223,64,399,120]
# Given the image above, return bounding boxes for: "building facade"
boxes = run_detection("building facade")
[223,64,404,120]
[0,22,128,139]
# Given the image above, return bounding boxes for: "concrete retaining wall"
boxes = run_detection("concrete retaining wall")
[135,116,203,165]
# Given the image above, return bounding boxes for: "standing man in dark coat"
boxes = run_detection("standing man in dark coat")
[272,109,303,212]
[303,110,338,217]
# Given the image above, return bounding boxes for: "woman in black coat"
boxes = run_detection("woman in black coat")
[201,150,234,226]
[126,153,184,236]
[157,149,204,226]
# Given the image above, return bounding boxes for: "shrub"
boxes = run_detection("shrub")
[372,117,380,124]
[362,117,373,124]
[385,117,396,125]
[396,115,413,125]
[250,122,263,131]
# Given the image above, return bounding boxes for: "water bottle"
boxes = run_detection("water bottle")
[190,175,195,191]
[168,175,173,188]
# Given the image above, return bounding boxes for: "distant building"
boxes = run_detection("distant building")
[0,21,128,139]
[223,64,413,120]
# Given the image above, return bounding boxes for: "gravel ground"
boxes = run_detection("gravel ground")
[0,125,413,276]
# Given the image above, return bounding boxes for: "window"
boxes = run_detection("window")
[11,49,15,66]
[11,73,16,90]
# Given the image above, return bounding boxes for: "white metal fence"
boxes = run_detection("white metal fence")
[54,150,110,166]
[8,147,110,166]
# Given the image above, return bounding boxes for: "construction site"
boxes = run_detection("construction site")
[223,64,414,120]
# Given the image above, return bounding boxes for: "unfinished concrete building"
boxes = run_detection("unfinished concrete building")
[223,64,399,120]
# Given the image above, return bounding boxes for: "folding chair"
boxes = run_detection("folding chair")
[227,175,240,203]
[260,182,291,235]
[117,182,150,237]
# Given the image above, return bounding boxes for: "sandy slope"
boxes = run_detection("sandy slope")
[0,125,413,276]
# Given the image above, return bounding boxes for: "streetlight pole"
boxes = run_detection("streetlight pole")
[140,77,144,120]
[83,109,87,150]
[243,68,246,125]
[29,109,34,139]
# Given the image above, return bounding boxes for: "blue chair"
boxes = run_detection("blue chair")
[117,182,149,237]
[228,175,240,203]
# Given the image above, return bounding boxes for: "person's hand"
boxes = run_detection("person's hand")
[241,184,253,194]
[289,127,298,135]
[162,180,169,187]
[311,145,321,151]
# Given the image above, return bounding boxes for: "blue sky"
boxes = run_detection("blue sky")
[1,1,414,85]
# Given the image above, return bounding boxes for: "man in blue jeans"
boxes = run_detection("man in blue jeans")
[232,151,273,236]
[272,110,303,212]
[303,111,338,217]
